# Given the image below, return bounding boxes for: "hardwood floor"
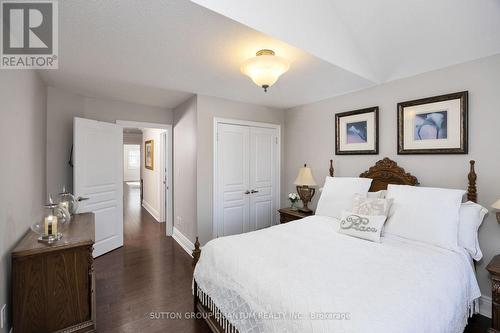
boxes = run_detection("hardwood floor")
[95,183,210,333]
[95,183,490,333]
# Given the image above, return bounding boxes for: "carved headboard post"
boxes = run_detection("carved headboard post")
[329,159,334,177]
[467,160,477,203]
[192,237,201,268]
[358,158,419,191]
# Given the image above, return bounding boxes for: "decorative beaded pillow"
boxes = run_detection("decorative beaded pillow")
[338,210,387,243]
[352,193,393,216]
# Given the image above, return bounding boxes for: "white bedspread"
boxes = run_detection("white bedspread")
[194,215,480,333]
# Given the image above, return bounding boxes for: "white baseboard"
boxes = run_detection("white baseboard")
[142,200,160,222]
[479,295,492,318]
[172,227,194,257]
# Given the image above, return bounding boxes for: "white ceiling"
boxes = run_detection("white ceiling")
[40,0,500,110]
[41,72,194,109]
[40,0,372,109]
[192,0,500,84]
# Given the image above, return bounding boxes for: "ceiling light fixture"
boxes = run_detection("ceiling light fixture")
[240,49,290,92]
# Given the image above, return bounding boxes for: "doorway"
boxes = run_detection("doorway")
[118,120,173,237]
[73,118,173,259]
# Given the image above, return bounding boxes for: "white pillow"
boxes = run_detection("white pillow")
[316,177,372,219]
[367,190,387,199]
[459,201,488,260]
[338,210,386,242]
[352,193,393,216]
[385,185,465,250]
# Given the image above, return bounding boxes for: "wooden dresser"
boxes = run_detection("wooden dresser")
[11,213,96,333]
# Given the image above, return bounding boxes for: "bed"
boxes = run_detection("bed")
[192,158,481,333]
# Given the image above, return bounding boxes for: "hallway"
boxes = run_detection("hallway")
[94,183,210,332]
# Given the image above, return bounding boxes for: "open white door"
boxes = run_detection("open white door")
[74,117,123,257]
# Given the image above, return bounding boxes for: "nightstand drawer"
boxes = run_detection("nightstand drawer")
[280,214,298,223]
[278,207,314,224]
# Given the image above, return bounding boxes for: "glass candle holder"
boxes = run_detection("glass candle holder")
[31,195,65,243]
[59,185,79,215]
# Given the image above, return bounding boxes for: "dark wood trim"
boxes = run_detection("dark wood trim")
[397,91,468,154]
[467,160,477,203]
[335,106,379,155]
[359,157,419,191]
[192,237,201,268]
[52,320,95,333]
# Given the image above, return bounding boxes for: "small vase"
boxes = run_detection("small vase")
[290,201,298,210]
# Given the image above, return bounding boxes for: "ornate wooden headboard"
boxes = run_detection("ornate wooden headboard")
[328,157,478,202]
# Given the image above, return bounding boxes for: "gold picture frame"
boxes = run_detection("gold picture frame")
[145,140,154,170]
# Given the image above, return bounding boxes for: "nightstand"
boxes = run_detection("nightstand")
[487,255,500,332]
[278,207,314,223]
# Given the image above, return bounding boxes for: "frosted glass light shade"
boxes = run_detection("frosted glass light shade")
[492,199,500,210]
[294,164,317,186]
[241,49,290,91]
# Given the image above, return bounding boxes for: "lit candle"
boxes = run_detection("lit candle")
[44,215,58,235]
[45,215,52,235]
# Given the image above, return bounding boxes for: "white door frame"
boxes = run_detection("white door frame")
[116,120,173,237]
[213,118,281,239]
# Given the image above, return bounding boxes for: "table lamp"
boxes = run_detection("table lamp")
[492,199,500,223]
[294,164,317,213]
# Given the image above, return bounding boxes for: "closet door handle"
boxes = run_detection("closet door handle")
[250,190,259,193]
[244,190,250,194]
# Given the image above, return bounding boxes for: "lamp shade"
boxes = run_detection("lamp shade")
[294,164,317,186]
[492,199,500,210]
[241,49,290,91]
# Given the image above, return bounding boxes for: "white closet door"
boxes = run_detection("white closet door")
[249,127,277,230]
[217,124,250,237]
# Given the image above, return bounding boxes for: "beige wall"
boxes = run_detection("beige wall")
[0,71,47,333]
[173,97,198,242]
[123,132,142,145]
[46,86,173,197]
[284,54,500,299]
[46,87,85,196]
[171,95,285,245]
[142,128,165,221]
[196,95,285,244]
